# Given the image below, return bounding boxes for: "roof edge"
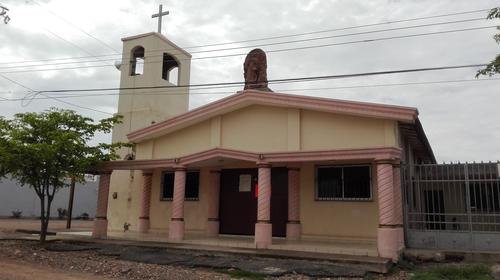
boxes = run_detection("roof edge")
[121,32,192,58]
[127,90,419,143]
[415,118,437,163]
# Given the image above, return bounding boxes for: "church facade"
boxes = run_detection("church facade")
[93,32,435,262]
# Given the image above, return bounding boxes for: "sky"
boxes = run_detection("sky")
[0,0,499,162]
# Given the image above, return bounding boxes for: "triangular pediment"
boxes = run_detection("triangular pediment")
[127,90,418,143]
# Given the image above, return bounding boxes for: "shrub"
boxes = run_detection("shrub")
[11,210,22,218]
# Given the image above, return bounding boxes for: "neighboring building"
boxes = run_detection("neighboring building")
[92,31,435,262]
[0,177,98,218]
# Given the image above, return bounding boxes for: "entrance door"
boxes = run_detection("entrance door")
[219,167,288,237]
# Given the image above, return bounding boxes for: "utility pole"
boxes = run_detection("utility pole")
[66,177,76,229]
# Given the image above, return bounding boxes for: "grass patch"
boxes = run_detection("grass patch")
[411,264,493,280]
[220,268,266,280]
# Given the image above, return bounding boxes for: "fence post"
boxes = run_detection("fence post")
[464,162,473,250]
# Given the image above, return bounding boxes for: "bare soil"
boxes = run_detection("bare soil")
[0,240,233,280]
[0,260,112,280]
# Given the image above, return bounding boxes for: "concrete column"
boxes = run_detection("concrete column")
[206,170,221,237]
[255,163,272,249]
[92,171,112,239]
[376,161,399,261]
[286,167,301,240]
[138,171,153,233]
[169,166,186,241]
[392,164,405,251]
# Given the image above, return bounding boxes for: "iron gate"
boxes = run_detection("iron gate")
[402,162,500,251]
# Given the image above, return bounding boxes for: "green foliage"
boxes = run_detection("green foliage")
[476,7,500,77]
[411,264,493,280]
[0,108,129,241]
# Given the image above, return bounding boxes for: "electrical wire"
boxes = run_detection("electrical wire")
[0,17,487,70]
[0,73,113,115]
[29,0,120,54]
[0,7,492,66]
[0,26,495,74]
[22,63,489,94]
[1,77,498,101]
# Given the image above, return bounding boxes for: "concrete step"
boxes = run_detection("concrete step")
[64,236,392,273]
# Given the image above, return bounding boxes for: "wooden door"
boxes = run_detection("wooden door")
[219,168,288,237]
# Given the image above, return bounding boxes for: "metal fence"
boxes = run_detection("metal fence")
[402,162,500,251]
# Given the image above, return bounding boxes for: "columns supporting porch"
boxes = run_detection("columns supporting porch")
[91,147,403,259]
[376,160,404,262]
[92,171,112,238]
[138,171,153,233]
[206,170,221,237]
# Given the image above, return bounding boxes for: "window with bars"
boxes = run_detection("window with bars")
[316,165,372,201]
[161,171,200,201]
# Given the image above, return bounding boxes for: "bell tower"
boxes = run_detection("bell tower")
[112,32,191,146]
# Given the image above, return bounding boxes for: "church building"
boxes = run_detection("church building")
[93,30,435,262]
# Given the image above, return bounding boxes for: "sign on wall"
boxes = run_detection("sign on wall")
[238,174,252,192]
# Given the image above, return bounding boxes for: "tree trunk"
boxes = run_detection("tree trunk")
[39,195,46,243]
[66,177,76,229]
[39,194,55,243]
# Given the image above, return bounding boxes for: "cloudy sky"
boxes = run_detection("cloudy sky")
[0,0,499,162]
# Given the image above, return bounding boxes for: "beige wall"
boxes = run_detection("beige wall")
[108,162,379,241]
[151,120,211,159]
[300,162,379,240]
[109,105,398,239]
[108,34,192,231]
[301,110,397,150]
[108,170,142,231]
[148,168,210,234]
[108,167,211,234]
[135,105,399,160]
[112,34,191,146]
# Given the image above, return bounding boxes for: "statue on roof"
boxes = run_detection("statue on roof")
[243,49,272,92]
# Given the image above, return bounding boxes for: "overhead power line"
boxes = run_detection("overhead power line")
[29,0,120,54]
[1,77,498,100]
[0,73,113,115]
[23,63,487,94]
[182,8,492,48]
[0,7,492,66]
[0,17,487,70]
[0,26,495,75]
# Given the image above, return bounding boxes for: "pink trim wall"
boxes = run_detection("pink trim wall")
[100,147,402,171]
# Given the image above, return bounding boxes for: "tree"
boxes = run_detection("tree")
[0,109,128,243]
[476,7,500,77]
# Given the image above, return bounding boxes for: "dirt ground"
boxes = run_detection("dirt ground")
[0,240,235,280]
[0,260,112,280]
[0,218,93,234]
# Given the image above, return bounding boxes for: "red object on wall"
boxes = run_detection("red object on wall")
[255,183,271,198]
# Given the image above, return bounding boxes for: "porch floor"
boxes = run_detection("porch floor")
[100,231,379,257]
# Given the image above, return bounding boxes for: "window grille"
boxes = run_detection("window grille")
[161,171,200,201]
[316,165,372,201]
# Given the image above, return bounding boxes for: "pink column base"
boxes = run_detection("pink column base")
[169,220,185,241]
[377,227,401,262]
[396,226,405,251]
[206,220,220,237]
[255,223,272,249]
[286,223,301,240]
[92,218,108,239]
[137,218,150,233]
